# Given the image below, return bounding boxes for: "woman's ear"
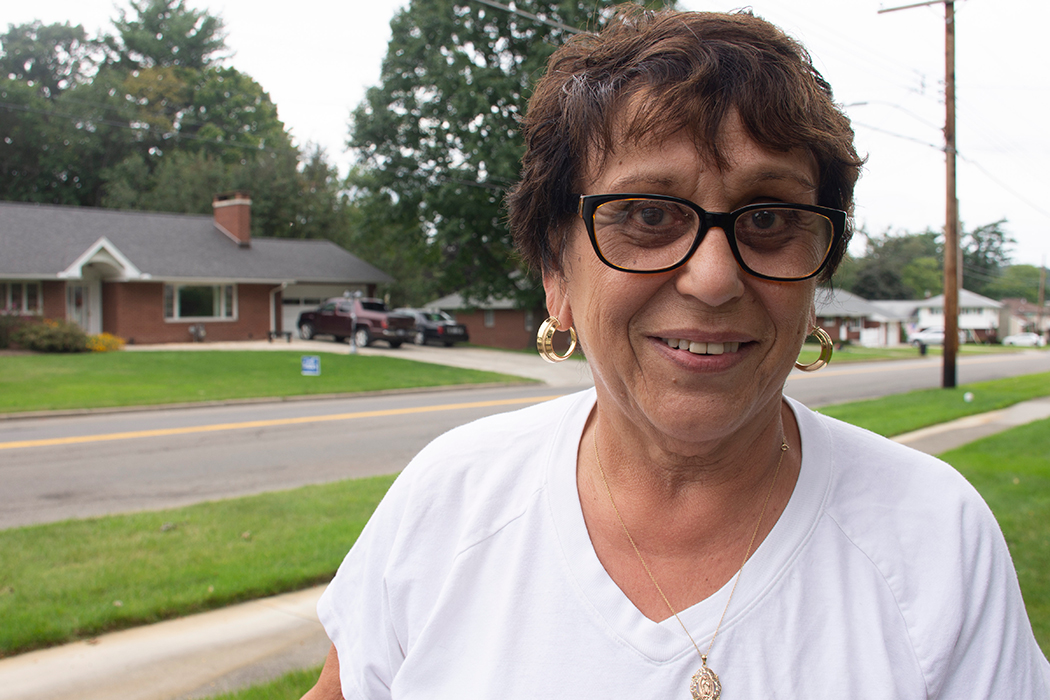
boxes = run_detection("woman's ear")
[542,270,574,331]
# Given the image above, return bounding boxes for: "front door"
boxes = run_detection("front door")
[67,279,103,334]
[67,283,89,331]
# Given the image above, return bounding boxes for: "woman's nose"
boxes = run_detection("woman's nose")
[673,226,746,307]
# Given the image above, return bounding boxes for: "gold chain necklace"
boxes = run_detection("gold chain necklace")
[592,429,788,700]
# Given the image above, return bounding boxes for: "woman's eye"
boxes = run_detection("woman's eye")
[749,210,782,230]
[638,207,668,226]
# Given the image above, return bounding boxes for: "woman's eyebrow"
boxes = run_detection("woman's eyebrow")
[744,169,818,192]
[603,174,682,192]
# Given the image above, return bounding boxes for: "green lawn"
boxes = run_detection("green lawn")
[0,475,396,656]
[0,351,528,413]
[204,665,322,700]
[818,372,1050,437]
[941,420,1050,655]
[796,341,1045,365]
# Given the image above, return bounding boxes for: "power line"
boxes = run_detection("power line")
[469,0,591,35]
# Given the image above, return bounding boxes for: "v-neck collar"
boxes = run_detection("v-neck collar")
[546,389,832,664]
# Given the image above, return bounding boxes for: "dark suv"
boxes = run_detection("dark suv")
[396,308,470,347]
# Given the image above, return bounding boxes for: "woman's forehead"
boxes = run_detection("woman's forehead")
[582,113,818,196]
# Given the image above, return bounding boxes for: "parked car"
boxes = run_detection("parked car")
[909,327,944,346]
[297,297,415,348]
[396,308,470,346]
[1001,332,1047,347]
[908,327,967,347]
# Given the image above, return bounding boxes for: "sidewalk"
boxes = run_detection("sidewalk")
[2,386,1048,699]
[0,587,330,700]
[891,395,1050,454]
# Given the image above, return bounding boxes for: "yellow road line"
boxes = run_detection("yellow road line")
[0,396,563,451]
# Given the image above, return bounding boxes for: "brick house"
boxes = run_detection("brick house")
[425,292,546,351]
[814,288,908,347]
[0,194,392,344]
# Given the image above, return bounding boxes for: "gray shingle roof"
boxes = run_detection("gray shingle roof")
[815,288,905,321]
[424,292,519,310]
[0,201,392,284]
[912,289,1002,309]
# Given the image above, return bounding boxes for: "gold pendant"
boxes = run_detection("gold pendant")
[689,657,721,700]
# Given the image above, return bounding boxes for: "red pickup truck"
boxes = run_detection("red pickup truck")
[297,297,415,348]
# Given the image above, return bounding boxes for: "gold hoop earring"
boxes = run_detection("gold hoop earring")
[536,316,578,363]
[795,327,833,372]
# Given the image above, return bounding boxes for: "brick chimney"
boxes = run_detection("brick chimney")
[212,192,252,247]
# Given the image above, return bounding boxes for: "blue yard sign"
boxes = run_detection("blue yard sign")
[301,355,321,376]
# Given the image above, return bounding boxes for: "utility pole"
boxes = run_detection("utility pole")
[1038,256,1047,338]
[879,0,959,387]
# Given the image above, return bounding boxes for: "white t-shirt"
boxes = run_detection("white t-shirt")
[318,389,1050,699]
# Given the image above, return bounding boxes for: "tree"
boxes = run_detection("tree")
[984,264,1046,302]
[840,221,1019,300]
[842,229,941,299]
[183,67,291,160]
[111,0,227,70]
[900,256,942,299]
[961,219,1013,297]
[344,167,441,307]
[0,2,350,258]
[349,0,674,307]
[0,21,102,97]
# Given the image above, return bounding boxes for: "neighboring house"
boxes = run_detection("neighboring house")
[425,292,543,350]
[999,298,1050,337]
[0,194,393,344]
[868,299,921,333]
[912,289,1002,342]
[815,288,907,347]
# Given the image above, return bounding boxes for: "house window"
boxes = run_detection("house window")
[164,284,236,320]
[0,282,42,315]
[484,310,495,328]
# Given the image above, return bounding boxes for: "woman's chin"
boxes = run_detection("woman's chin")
[594,337,787,445]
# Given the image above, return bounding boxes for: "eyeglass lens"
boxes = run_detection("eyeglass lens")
[591,198,834,278]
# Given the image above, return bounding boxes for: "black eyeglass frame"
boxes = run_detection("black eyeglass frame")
[577,193,847,282]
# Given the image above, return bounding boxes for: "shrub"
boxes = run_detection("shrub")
[0,315,29,349]
[12,319,89,353]
[87,332,125,352]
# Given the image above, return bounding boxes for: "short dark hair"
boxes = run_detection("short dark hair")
[507,6,863,280]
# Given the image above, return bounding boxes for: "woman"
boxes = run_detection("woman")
[307,8,1048,699]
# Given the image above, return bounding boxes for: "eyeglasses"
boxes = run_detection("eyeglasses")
[577,193,846,281]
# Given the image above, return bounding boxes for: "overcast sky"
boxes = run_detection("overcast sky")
[10,0,1050,268]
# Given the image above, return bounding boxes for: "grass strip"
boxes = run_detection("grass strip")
[818,372,1050,437]
[795,342,1044,365]
[939,418,1050,656]
[0,474,396,657]
[203,665,322,700]
[0,351,527,414]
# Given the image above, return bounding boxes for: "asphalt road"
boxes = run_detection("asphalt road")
[1,349,1047,529]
